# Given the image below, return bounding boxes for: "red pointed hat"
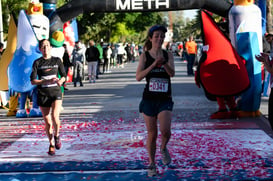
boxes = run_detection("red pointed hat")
[199,10,249,96]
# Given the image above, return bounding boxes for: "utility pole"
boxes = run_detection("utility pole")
[168,11,173,43]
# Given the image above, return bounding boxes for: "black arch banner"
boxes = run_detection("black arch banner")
[45,0,232,33]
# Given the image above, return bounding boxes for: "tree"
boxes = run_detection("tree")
[77,12,162,45]
[2,0,28,38]
[180,11,202,41]
[167,11,187,42]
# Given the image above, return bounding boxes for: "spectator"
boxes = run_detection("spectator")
[265,33,273,56]
[185,35,197,76]
[72,41,84,87]
[103,44,112,73]
[96,42,104,76]
[62,44,72,90]
[125,43,132,63]
[177,43,183,57]
[262,33,273,97]
[256,52,273,129]
[110,44,117,68]
[117,43,125,68]
[85,40,100,83]
[181,39,188,61]
[134,44,140,61]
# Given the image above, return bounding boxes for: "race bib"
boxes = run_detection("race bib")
[149,78,168,92]
[41,75,58,88]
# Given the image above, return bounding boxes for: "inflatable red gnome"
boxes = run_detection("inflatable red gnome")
[195,10,250,119]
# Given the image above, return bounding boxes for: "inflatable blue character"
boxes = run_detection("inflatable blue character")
[228,0,263,117]
[8,1,50,118]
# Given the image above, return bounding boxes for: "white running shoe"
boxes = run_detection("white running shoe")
[147,163,156,177]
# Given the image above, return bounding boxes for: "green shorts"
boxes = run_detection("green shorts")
[139,99,174,117]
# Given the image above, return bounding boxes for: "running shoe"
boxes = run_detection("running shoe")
[147,163,156,177]
[161,148,171,165]
[48,145,55,156]
[54,136,62,150]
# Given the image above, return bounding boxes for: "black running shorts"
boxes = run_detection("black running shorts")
[37,87,62,107]
[139,99,173,117]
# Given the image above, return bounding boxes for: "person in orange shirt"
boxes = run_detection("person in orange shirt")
[185,35,197,76]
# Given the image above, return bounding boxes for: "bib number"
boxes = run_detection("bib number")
[149,78,168,92]
[41,75,58,88]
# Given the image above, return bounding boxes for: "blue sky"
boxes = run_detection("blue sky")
[184,9,198,20]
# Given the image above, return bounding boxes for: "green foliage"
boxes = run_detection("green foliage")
[111,22,129,43]
[2,0,28,36]
[56,0,67,7]
[77,12,162,45]
[174,11,201,42]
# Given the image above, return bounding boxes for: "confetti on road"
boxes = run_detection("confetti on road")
[0,111,273,180]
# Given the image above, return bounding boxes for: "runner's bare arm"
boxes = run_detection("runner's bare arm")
[136,53,157,81]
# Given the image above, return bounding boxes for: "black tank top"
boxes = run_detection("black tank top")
[142,50,172,100]
[30,56,66,96]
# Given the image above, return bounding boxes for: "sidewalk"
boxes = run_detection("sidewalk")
[0,58,273,180]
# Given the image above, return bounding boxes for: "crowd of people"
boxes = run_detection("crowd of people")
[67,40,142,87]
[166,36,200,76]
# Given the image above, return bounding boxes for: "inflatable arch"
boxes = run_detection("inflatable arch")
[42,0,233,33]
